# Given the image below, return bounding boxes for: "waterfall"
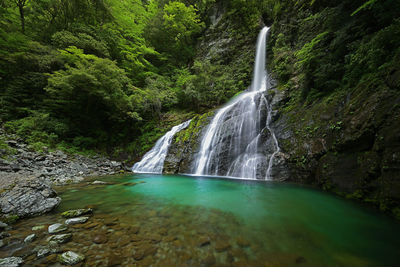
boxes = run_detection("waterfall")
[132,120,191,174]
[192,26,280,180]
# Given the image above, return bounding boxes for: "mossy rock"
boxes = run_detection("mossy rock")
[61,208,93,218]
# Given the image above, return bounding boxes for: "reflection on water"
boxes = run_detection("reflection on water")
[1,174,399,266]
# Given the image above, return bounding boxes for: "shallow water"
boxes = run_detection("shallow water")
[1,174,400,266]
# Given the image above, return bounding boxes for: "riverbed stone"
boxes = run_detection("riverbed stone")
[32,225,46,231]
[0,222,8,230]
[58,251,85,265]
[91,180,108,185]
[0,257,23,267]
[202,254,216,266]
[47,233,72,244]
[24,233,36,243]
[236,236,250,247]
[215,240,231,252]
[61,208,93,218]
[92,234,108,244]
[198,235,210,247]
[37,248,51,258]
[48,223,67,234]
[65,216,89,225]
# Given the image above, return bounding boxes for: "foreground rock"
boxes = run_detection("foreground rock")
[47,233,72,244]
[24,233,36,243]
[61,208,93,218]
[58,251,85,265]
[48,223,67,234]
[0,180,61,218]
[65,216,89,225]
[0,257,23,267]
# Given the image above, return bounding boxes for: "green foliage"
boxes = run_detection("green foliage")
[351,0,378,16]
[45,47,139,138]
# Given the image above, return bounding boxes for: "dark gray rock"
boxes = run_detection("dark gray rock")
[0,180,61,218]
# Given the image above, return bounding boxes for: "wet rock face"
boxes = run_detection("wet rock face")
[272,81,400,217]
[0,180,61,218]
[163,112,214,174]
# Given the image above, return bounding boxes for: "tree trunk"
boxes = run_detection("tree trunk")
[18,3,25,34]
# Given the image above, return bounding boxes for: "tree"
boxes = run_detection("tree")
[14,0,29,33]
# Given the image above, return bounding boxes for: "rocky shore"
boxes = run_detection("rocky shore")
[0,131,128,220]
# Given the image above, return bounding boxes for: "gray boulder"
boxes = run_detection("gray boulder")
[0,180,61,218]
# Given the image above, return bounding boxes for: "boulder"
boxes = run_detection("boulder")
[0,180,61,218]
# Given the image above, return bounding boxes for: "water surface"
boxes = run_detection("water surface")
[59,174,400,266]
[3,174,399,266]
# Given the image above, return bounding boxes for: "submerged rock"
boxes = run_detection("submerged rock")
[65,216,89,225]
[91,180,108,185]
[48,223,67,234]
[92,234,108,244]
[32,225,45,231]
[0,257,23,267]
[24,233,36,243]
[61,208,93,218]
[47,233,72,244]
[58,251,85,265]
[35,242,61,258]
[0,222,8,230]
[0,180,61,218]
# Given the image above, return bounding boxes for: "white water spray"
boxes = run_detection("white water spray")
[192,27,280,179]
[132,120,191,174]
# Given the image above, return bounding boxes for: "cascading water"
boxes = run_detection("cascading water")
[192,26,280,180]
[132,120,191,173]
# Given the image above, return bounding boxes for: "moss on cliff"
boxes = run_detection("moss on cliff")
[163,111,215,174]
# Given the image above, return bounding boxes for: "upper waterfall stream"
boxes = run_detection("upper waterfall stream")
[192,26,280,179]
